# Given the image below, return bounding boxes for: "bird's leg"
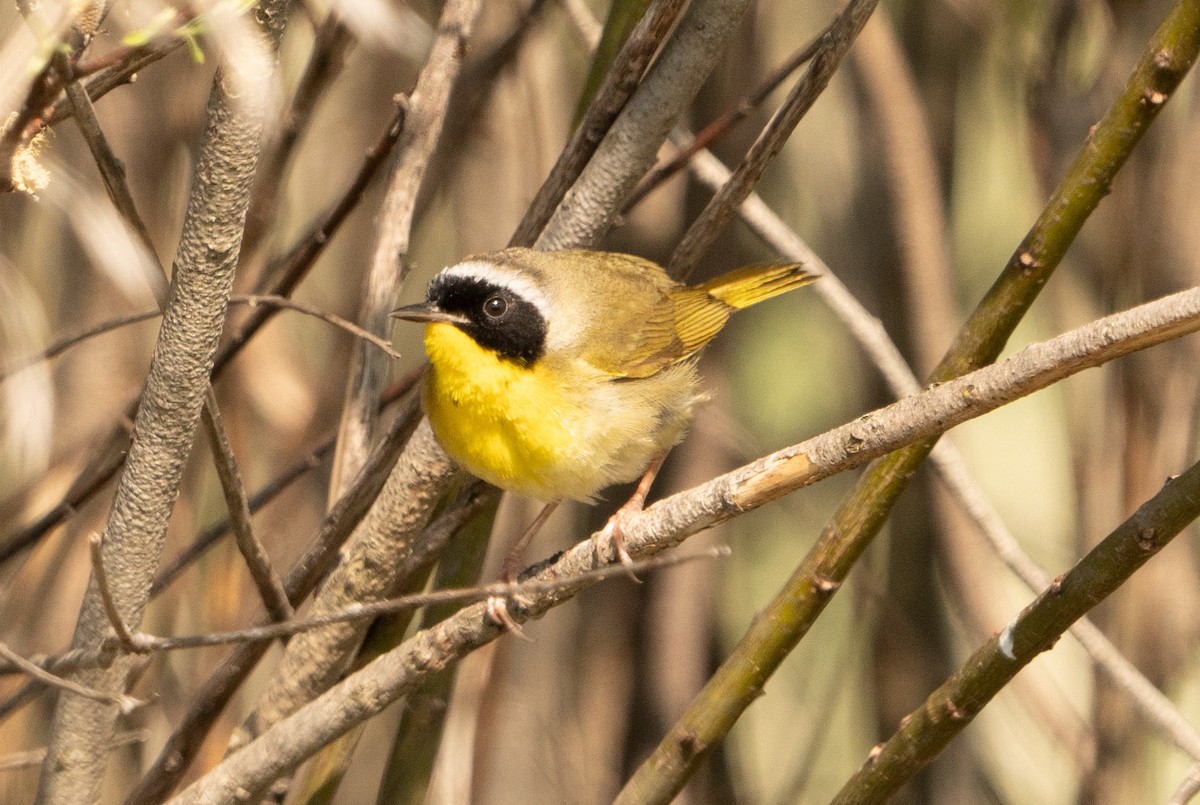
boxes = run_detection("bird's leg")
[595,451,668,577]
[486,499,561,636]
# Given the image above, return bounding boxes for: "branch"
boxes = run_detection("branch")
[35,4,287,800]
[666,0,880,278]
[199,390,294,623]
[232,421,459,745]
[331,0,481,496]
[831,457,1200,802]
[171,287,1200,804]
[126,397,421,804]
[0,310,160,381]
[507,0,689,246]
[230,295,400,358]
[534,0,754,250]
[680,142,1200,764]
[0,641,141,715]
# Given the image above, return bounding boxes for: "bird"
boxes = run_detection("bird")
[392,247,815,625]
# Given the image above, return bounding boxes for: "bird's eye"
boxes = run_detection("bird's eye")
[483,296,508,318]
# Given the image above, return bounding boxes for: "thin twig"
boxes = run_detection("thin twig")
[1,293,398,387]
[53,39,187,124]
[623,32,826,212]
[213,97,408,381]
[200,390,294,623]
[230,295,400,358]
[667,0,880,279]
[61,62,167,303]
[0,641,143,715]
[123,547,729,655]
[150,444,329,597]
[239,15,356,271]
[87,534,138,653]
[0,310,160,381]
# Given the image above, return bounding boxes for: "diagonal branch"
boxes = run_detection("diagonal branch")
[682,136,1200,767]
[831,456,1200,802]
[619,0,1200,798]
[666,0,879,279]
[171,286,1200,804]
[534,0,754,250]
[508,0,689,247]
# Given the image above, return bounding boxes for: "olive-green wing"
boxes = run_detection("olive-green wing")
[585,261,815,379]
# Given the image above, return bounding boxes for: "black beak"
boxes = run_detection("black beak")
[390,302,469,325]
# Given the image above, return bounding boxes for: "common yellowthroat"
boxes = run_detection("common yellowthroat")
[392,248,814,572]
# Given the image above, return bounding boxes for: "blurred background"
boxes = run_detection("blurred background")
[2,0,1200,802]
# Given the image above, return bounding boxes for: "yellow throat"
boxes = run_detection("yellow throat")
[422,322,584,501]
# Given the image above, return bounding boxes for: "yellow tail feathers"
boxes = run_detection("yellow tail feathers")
[699,262,817,310]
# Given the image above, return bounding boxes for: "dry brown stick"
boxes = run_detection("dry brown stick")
[56,39,186,122]
[61,63,167,300]
[230,295,400,357]
[667,0,879,279]
[127,547,727,654]
[214,97,407,371]
[86,534,138,655]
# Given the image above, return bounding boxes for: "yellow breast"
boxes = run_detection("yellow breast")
[422,323,598,501]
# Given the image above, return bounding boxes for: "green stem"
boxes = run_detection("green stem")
[833,459,1200,802]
